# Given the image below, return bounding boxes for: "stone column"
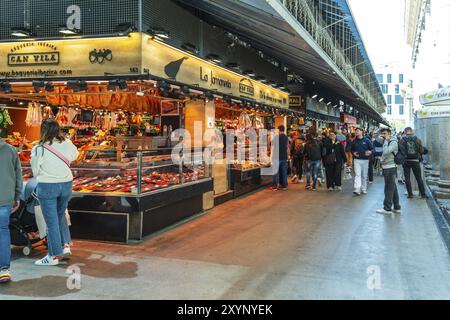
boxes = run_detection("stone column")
[425,118,433,169]
[436,117,450,198]
[431,118,441,172]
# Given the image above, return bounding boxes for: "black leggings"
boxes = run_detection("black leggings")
[292,157,304,179]
[325,163,343,188]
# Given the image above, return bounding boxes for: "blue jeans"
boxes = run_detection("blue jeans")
[36,182,72,257]
[306,160,320,188]
[272,160,288,189]
[0,205,12,270]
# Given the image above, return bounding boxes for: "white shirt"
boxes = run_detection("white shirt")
[31,139,79,183]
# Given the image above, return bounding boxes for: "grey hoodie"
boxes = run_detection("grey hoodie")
[381,136,398,169]
[0,139,23,207]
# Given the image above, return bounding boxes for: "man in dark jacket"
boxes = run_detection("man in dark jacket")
[0,127,22,283]
[400,127,427,199]
[304,134,323,191]
[351,128,373,196]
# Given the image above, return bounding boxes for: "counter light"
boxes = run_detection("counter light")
[11,27,33,37]
[59,27,81,35]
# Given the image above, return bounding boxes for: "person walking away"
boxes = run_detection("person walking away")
[377,128,401,214]
[0,127,22,283]
[323,132,347,191]
[344,131,354,171]
[304,134,323,191]
[31,119,79,266]
[269,125,289,191]
[290,137,305,183]
[400,127,427,199]
[351,128,373,196]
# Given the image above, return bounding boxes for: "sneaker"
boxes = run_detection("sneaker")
[336,186,342,191]
[291,175,298,183]
[407,194,414,199]
[305,185,311,190]
[281,188,288,191]
[35,255,61,266]
[0,269,11,283]
[353,190,361,196]
[312,187,317,191]
[62,245,72,259]
[376,209,392,215]
[368,181,373,184]
[361,190,368,195]
[328,187,333,191]
[393,209,402,214]
[268,186,278,191]
[298,179,304,183]
[421,195,429,199]
[398,180,405,184]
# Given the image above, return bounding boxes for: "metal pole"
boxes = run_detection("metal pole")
[137,151,143,194]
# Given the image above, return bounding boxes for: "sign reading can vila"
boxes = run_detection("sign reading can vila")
[0,34,141,78]
[142,35,288,108]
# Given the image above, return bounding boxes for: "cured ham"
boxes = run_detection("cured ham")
[25,102,43,127]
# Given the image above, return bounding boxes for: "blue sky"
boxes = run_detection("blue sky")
[348,0,410,69]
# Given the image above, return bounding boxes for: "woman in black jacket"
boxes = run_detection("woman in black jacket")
[323,132,347,191]
[290,137,305,183]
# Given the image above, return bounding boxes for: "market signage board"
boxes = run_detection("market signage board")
[417,106,450,119]
[420,87,450,106]
[141,35,289,108]
[341,113,357,125]
[0,33,142,78]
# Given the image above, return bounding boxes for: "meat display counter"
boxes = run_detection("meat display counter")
[21,147,213,243]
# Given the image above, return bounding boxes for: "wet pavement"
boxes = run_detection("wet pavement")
[1,176,450,300]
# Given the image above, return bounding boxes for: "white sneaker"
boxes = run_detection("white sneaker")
[298,179,304,183]
[291,175,298,183]
[353,190,361,196]
[361,190,368,195]
[393,209,402,214]
[376,209,392,215]
[35,255,60,266]
[336,186,342,191]
[63,245,72,259]
[0,269,11,283]
[328,187,333,191]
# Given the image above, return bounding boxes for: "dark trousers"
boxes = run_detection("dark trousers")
[273,160,288,189]
[325,162,343,189]
[403,161,426,197]
[383,167,401,211]
[292,157,304,179]
[368,156,374,182]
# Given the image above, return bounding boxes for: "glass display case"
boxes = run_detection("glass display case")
[21,147,210,196]
[19,146,213,243]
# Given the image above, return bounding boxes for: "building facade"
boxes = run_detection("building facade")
[406,0,450,111]
[376,65,414,131]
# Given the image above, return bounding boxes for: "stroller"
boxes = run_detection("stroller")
[9,179,47,256]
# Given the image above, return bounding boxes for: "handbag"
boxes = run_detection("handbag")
[42,144,71,167]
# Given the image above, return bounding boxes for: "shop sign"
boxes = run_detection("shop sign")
[0,34,141,78]
[420,87,450,106]
[289,96,304,107]
[142,35,288,108]
[417,105,450,119]
[341,113,357,125]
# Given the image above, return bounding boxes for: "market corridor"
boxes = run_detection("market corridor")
[1,176,450,300]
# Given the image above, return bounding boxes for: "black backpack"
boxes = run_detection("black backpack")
[390,141,407,165]
[404,137,419,159]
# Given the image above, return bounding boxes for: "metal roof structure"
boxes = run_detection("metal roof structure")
[175,0,388,125]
